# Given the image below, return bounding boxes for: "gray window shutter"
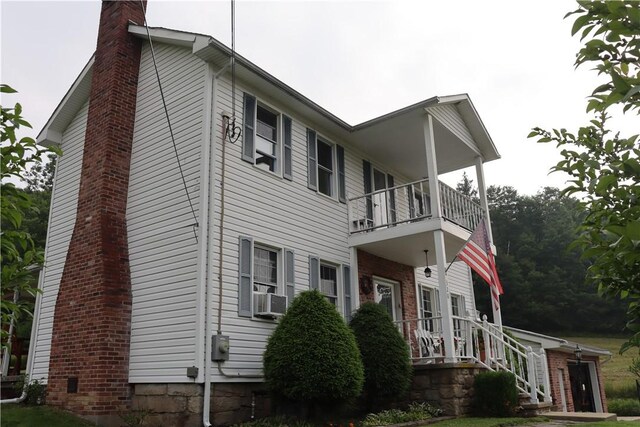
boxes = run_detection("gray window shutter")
[238,236,254,317]
[307,129,317,190]
[283,116,293,181]
[343,265,352,322]
[387,174,396,223]
[363,160,373,223]
[242,93,256,163]
[285,249,295,305]
[337,145,346,203]
[309,255,320,290]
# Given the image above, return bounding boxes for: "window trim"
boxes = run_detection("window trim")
[310,256,343,312]
[316,136,336,198]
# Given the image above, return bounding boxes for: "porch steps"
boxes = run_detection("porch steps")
[545,411,617,422]
[518,393,553,416]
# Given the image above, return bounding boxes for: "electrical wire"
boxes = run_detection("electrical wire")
[138,0,199,242]
[225,0,242,144]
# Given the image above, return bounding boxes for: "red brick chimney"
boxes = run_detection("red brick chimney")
[47,1,146,422]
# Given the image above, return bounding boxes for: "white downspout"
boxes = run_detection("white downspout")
[202,60,230,427]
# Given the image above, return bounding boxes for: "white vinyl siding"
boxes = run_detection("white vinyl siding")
[29,101,89,382]
[210,77,357,381]
[416,261,476,318]
[427,104,475,150]
[126,43,206,383]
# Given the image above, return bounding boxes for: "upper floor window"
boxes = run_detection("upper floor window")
[242,93,292,179]
[317,139,334,197]
[306,129,346,202]
[255,106,279,172]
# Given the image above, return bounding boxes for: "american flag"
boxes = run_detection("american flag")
[457,219,503,308]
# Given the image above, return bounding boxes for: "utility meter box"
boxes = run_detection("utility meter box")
[212,334,230,361]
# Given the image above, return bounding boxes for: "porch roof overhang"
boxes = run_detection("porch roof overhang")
[505,327,611,358]
[349,218,472,267]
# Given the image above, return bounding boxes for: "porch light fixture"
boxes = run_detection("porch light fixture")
[574,344,582,361]
[423,250,432,278]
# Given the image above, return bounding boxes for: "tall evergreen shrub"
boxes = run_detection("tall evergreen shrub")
[263,290,364,413]
[350,302,412,408]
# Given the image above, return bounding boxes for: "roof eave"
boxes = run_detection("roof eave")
[37,56,95,146]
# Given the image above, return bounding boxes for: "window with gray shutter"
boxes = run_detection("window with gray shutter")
[309,255,320,289]
[285,249,295,305]
[242,94,256,163]
[238,236,254,317]
[343,265,351,321]
[307,129,317,190]
[283,116,293,180]
[337,145,346,203]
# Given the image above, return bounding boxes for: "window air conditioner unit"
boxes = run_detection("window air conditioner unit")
[254,292,287,318]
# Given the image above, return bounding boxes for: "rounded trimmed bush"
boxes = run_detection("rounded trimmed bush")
[263,290,364,407]
[350,302,412,406]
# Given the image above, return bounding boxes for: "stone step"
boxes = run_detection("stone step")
[545,411,617,422]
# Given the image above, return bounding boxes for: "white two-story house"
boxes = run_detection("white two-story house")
[24,3,552,425]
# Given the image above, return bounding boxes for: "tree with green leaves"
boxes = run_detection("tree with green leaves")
[1,84,59,350]
[529,1,639,352]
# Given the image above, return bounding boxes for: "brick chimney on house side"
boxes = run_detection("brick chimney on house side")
[47,1,146,423]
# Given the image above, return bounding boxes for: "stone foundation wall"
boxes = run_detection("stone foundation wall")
[131,382,270,426]
[402,363,485,416]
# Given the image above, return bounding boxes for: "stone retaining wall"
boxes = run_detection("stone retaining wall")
[131,382,270,426]
[402,363,485,416]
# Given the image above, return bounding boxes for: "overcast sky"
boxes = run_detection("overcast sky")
[1,0,636,195]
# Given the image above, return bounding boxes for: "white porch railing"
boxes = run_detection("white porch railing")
[347,179,484,234]
[394,315,552,405]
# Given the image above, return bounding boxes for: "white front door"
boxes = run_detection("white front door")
[374,279,400,321]
[372,168,388,227]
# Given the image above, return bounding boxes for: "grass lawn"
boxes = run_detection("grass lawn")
[428,417,548,427]
[0,404,96,427]
[562,336,636,396]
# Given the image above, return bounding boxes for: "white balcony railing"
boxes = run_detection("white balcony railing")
[347,179,484,234]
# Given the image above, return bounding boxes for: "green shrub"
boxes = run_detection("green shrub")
[263,290,364,414]
[608,398,640,416]
[360,402,442,426]
[472,371,518,417]
[13,375,46,405]
[605,382,637,399]
[350,303,412,407]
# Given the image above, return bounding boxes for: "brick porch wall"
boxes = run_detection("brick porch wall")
[357,250,419,355]
[46,1,145,423]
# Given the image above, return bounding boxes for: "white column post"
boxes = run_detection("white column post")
[475,156,503,334]
[475,156,493,243]
[423,113,456,362]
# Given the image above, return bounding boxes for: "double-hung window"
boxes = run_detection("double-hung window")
[317,139,334,197]
[308,256,352,318]
[255,106,278,172]
[238,236,295,318]
[306,129,346,202]
[253,246,278,294]
[320,263,338,306]
[420,286,440,332]
[243,93,292,179]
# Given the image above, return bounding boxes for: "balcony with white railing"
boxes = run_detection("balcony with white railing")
[348,179,483,235]
[394,315,552,405]
[347,178,485,266]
